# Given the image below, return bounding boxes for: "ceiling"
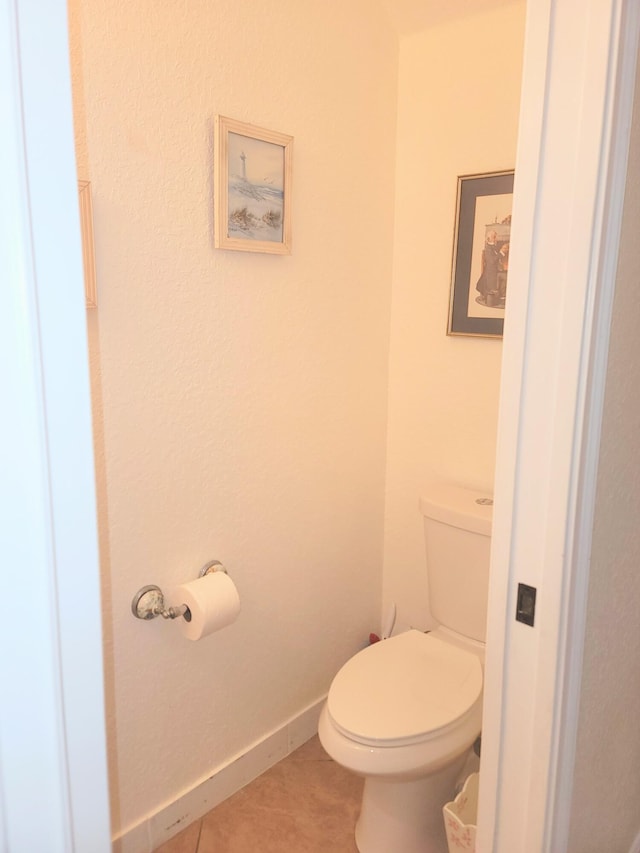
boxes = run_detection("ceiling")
[378,0,523,35]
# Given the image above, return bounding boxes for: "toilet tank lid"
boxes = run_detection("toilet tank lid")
[420,484,493,536]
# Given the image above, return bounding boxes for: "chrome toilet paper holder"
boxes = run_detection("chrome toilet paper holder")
[131,560,227,622]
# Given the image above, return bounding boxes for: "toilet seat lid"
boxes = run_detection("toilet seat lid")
[327,630,483,746]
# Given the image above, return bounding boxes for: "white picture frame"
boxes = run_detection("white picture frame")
[78,180,97,307]
[214,116,293,255]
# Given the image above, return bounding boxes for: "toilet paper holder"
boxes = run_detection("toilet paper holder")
[131,560,227,622]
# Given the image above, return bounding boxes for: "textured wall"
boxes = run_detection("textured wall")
[69,0,397,837]
[567,55,640,853]
[382,3,526,633]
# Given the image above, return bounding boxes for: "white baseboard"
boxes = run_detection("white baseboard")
[112,696,326,853]
[630,828,640,853]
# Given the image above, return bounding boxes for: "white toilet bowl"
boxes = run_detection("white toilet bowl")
[318,629,483,853]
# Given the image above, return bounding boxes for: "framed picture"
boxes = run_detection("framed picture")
[214,115,293,255]
[78,180,97,308]
[447,170,514,338]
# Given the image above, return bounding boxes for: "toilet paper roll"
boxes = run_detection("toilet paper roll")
[170,571,240,641]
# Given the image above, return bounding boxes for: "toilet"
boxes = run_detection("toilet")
[318,483,492,853]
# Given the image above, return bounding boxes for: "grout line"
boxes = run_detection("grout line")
[194,819,203,853]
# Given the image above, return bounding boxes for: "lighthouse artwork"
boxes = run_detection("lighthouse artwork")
[227,133,284,241]
[214,116,293,254]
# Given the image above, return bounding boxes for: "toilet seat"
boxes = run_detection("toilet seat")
[326,629,482,748]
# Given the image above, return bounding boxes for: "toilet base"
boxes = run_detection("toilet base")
[354,752,468,853]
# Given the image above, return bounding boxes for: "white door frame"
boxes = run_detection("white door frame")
[0,0,110,850]
[1,0,637,850]
[478,0,640,849]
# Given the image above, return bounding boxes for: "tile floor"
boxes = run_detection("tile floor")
[152,736,363,853]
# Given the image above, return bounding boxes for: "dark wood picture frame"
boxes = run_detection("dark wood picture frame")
[448,170,514,338]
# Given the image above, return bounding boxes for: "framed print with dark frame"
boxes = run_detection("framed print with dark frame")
[214,115,293,255]
[447,170,514,338]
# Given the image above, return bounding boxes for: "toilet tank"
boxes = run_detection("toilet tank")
[420,484,493,643]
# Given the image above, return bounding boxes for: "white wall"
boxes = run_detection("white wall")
[69,0,397,840]
[567,53,640,853]
[382,3,526,633]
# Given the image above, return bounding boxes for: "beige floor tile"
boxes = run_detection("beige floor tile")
[197,736,362,853]
[288,733,333,762]
[152,736,362,853]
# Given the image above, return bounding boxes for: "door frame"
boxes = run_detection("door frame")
[1,0,637,850]
[0,0,110,849]
[478,0,640,849]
